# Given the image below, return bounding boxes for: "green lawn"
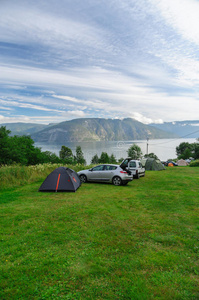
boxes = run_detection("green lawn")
[0,167,199,299]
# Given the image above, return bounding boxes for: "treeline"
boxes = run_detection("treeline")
[0,126,121,166]
[0,126,143,166]
[0,126,86,166]
[1,125,198,167]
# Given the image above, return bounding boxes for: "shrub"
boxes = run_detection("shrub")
[189,160,199,167]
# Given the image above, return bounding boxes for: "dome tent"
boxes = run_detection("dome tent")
[177,159,188,166]
[141,158,165,171]
[39,167,81,192]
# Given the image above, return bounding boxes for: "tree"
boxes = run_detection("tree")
[0,126,61,165]
[91,154,99,164]
[0,126,11,165]
[192,143,199,159]
[127,144,142,159]
[99,152,110,163]
[176,142,192,158]
[59,146,74,163]
[176,141,199,159]
[42,151,61,164]
[144,153,159,160]
[8,135,47,165]
[176,142,197,159]
[109,153,117,164]
[75,145,86,165]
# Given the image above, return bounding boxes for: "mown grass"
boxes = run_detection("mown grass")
[0,166,199,299]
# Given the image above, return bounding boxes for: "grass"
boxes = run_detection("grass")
[0,166,199,299]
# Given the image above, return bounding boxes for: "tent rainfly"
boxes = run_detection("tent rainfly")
[177,159,189,166]
[39,167,81,192]
[141,158,166,171]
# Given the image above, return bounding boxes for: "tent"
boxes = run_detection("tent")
[39,167,81,192]
[177,159,188,166]
[141,158,166,171]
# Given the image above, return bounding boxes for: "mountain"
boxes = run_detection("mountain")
[1,122,51,136]
[150,120,199,138]
[30,118,177,143]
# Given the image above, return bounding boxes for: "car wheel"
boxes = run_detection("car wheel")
[112,176,122,186]
[79,174,87,183]
[136,174,140,179]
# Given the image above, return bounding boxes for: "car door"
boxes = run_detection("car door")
[89,165,104,181]
[100,165,117,182]
[129,160,137,176]
[119,158,132,174]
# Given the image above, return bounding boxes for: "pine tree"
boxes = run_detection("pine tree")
[75,146,86,165]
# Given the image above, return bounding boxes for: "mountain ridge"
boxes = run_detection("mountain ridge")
[150,120,199,138]
[4,118,177,143]
[3,118,199,143]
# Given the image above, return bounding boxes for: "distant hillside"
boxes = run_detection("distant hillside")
[30,118,177,143]
[1,123,50,136]
[150,120,199,138]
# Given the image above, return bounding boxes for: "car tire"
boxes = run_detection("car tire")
[79,174,87,183]
[112,176,122,186]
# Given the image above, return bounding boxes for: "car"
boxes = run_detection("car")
[78,163,133,186]
[128,159,145,178]
[120,158,145,179]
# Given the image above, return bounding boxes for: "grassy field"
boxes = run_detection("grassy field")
[0,166,199,299]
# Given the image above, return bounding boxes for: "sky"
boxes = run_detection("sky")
[1,0,199,125]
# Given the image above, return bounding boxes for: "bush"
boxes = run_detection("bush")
[189,160,199,167]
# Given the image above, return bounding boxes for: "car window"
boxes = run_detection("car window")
[92,165,104,171]
[104,165,110,171]
[122,159,128,166]
[139,162,142,167]
[104,165,117,170]
[130,161,136,167]
[109,166,117,170]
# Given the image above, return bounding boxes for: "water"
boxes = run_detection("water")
[35,138,197,164]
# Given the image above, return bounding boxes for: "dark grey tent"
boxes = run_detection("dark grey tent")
[39,167,81,192]
[141,158,166,171]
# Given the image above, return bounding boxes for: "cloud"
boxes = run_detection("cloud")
[0,114,31,123]
[151,0,199,46]
[0,96,62,113]
[0,0,199,125]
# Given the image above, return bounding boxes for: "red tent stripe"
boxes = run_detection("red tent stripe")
[56,174,61,191]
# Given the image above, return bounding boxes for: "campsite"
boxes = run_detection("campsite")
[0,164,199,299]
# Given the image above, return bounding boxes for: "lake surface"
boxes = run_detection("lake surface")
[35,138,197,164]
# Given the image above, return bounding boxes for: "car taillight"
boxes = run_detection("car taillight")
[120,171,127,174]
